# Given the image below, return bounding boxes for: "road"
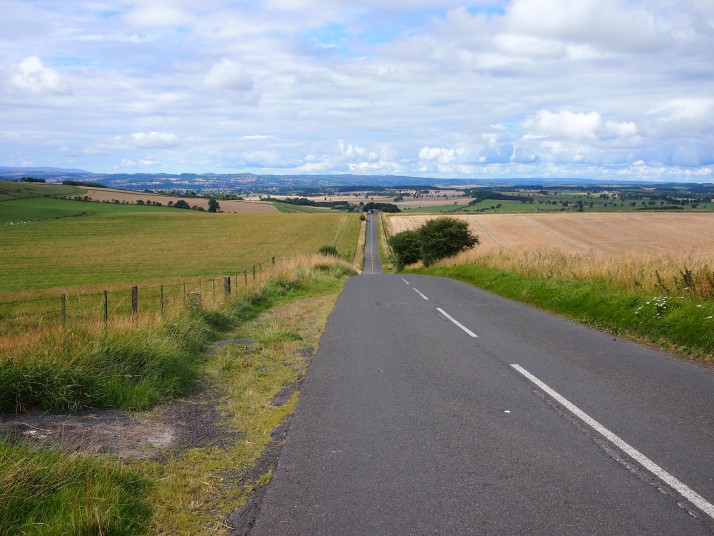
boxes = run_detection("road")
[251,213,714,535]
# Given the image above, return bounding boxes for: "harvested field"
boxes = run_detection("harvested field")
[387,213,714,256]
[82,187,277,213]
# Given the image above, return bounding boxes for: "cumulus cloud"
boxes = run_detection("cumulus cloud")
[504,0,669,52]
[202,58,254,91]
[11,56,70,95]
[129,132,179,148]
[522,110,639,143]
[418,146,457,164]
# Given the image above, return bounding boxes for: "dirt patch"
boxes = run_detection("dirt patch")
[0,385,241,460]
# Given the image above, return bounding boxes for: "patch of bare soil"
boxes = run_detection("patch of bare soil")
[0,384,241,460]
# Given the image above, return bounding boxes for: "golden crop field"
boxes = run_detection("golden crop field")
[387,212,714,297]
[387,213,714,256]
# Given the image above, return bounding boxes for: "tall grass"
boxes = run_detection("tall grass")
[0,439,150,535]
[441,249,714,300]
[0,256,356,414]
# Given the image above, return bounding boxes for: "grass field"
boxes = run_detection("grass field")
[272,201,331,213]
[0,196,182,223]
[0,180,84,201]
[0,212,360,295]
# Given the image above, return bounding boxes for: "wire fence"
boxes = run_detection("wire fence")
[0,258,276,336]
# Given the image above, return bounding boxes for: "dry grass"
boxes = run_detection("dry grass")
[388,213,714,298]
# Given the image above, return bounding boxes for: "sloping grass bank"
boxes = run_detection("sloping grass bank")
[411,264,714,361]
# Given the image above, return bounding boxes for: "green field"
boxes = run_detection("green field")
[272,201,331,213]
[0,210,360,294]
[0,196,182,223]
[0,180,85,201]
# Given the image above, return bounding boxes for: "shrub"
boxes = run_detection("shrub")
[318,245,339,257]
[418,217,479,266]
[389,230,422,270]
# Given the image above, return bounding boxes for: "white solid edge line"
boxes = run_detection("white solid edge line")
[401,277,410,284]
[511,364,714,521]
[436,307,478,338]
[413,288,429,300]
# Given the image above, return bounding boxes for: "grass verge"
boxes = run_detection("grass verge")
[410,264,714,362]
[0,256,355,534]
[0,439,151,535]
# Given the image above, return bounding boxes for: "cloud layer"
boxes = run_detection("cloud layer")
[1,0,712,180]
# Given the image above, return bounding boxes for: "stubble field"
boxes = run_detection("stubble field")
[387,212,714,255]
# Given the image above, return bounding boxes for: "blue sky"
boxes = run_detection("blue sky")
[1,0,713,181]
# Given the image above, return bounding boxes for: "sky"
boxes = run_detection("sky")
[1,0,713,181]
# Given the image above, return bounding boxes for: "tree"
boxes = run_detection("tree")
[389,230,421,270]
[208,198,220,213]
[174,199,190,209]
[417,217,478,266]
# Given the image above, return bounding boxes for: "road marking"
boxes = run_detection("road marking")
[413,288,429,300]
[400,277,410,285]
[511,364,714,522]
[436,308,478,338]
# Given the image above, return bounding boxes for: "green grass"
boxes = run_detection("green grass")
[410,264,714,361]
[402,204,464,214]
[272,201,330,213]
[404,196,714,215]
[0,180,84,201]
[0,212,360,294]
[0,196,177,223]
[0,258,356,414]
[0,439,151,535]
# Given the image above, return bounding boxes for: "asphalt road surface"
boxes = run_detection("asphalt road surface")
[251,213,714,535]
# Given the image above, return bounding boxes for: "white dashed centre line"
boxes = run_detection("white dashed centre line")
[413,288,429,300]
[436,308,478,338]
[400,277,410,285]
[511,364,714,522]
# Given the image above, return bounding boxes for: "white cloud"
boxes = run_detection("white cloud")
[202,58,254,91]
[505,0,669,53]
[129,132,179,148]
[522,110,639,143]
[11,56,70,95]
[418,146,457,164]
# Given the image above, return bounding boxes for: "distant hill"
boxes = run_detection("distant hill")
[2,165,710,193]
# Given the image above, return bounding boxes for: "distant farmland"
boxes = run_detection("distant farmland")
[81,187,277,214]
[387,213,714,256]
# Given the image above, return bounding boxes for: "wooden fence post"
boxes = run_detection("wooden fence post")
[244,270,248,287]
[103,290,108,325]
[224,276,231,300]
[61,294,67,327]
[272,256,276,266]
[160,285,164,317]
[182,283,186,306]
[252,265,256,280]
[131,286,138,325]
[198,279,202,297]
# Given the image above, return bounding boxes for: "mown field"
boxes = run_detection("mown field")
[1,210,360,296]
